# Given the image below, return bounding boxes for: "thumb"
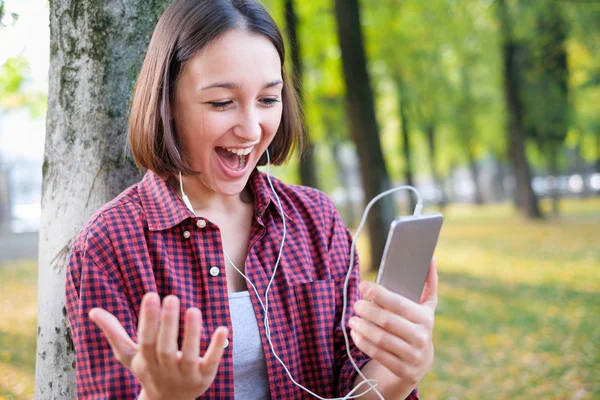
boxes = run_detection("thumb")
[419,257,438,311]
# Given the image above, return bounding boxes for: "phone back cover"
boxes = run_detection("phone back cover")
[376,214,443,302]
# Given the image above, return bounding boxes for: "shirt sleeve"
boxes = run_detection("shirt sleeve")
[65,242,141,399]
[325,196,419,400]
[324,196,370,396]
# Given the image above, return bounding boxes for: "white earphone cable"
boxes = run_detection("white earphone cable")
[179,151,423,400]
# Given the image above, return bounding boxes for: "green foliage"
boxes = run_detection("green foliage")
[361,0,506,179]
[262,0,350,192]
[0,0,18,29]
[0,57,47,119]
[564,2,600,165]
[263,0,599,190]
[0,57,27,95]
[268,0,600,190]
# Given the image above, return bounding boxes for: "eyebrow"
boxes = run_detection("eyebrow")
[200,80,284,91]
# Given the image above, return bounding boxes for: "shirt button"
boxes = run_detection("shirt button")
[209,266,220,277]
[223,338,229,348]
[197,219,207,228]
[183,230,191,239]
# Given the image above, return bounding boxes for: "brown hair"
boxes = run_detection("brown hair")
[128,0,303,177]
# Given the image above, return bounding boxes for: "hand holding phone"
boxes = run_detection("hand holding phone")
[375,213,443,303]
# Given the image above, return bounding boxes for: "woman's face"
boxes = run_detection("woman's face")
[172,29,283,197]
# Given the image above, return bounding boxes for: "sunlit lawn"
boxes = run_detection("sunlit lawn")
[0,261,37,400]
[389,197,599,399]
[0,197,599,399]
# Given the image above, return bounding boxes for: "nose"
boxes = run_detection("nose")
[233,107,262,142]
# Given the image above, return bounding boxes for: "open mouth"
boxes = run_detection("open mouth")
[215,146,253,171]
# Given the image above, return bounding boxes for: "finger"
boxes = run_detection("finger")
[353,300,422,345]
[180,308,202,376]
[419,258,438,310]
[156,295,180,368]
[137,292,161,366]
[199,327,228,376]
[359,281,423,324]
[349,316,418,365]
[89,308,138,368]
[350,329,411,379]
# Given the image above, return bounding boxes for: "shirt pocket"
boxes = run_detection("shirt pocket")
[292,280,337,379]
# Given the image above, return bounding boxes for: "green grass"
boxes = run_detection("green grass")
[0,261,37,400]
[409,198,600,399]
[0,197,599,399]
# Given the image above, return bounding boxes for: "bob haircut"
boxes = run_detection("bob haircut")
[129,0,303,177]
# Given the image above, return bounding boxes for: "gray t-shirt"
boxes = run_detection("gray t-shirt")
[229,290,272,400]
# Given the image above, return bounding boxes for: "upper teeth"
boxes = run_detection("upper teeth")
[224,147,253,156]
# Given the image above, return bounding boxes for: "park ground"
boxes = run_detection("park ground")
[1,197,599,399]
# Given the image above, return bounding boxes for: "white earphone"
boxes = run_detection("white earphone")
[179,149,424,400]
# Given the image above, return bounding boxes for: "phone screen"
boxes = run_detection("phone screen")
[375,213,443,302]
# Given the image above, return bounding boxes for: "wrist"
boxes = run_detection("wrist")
[354,360,417,399]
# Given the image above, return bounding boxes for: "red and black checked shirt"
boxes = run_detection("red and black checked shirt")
[65,169,419,399]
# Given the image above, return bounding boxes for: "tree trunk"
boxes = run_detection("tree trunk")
[595,129,600,172]
[425,124,447,209]
[35,1,169,398]
[285,0,319,189]
[466,146,484,205]
[395,77,417,214]
[458,67,483,205]
[334,0,395,271]
[548,144,560,216]
[497,0,543,219]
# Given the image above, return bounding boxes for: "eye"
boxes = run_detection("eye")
[207,100,233,110]
[260,98,281,107]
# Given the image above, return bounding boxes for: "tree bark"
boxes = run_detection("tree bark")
[425,124,447,209]
[334,0,396,271]
[285,0,319,189]
[35,1,169,398]
[458,67,483,205]
[497,0,543,219]
[395,77,417,214]
[466,146,484,205]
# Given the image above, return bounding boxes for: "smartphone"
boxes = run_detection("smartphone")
[375,213,443,303]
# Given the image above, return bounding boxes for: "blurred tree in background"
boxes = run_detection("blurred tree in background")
[498,0,544,218]
[0,2,45,117]
[333,0,397,274]
[284,0,320,189]
[22,0,599,394]
[264,0,600,269]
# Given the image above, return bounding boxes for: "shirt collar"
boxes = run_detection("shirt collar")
[138,170,194,231]
[138,169,290,231]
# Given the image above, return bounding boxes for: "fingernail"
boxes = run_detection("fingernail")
[348,317,357,329]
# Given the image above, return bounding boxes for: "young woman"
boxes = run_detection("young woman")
[65,1,438,399]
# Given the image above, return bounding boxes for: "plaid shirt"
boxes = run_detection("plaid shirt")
[66,169,419,399]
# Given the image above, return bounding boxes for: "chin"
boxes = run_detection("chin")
[215,179,250,197]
